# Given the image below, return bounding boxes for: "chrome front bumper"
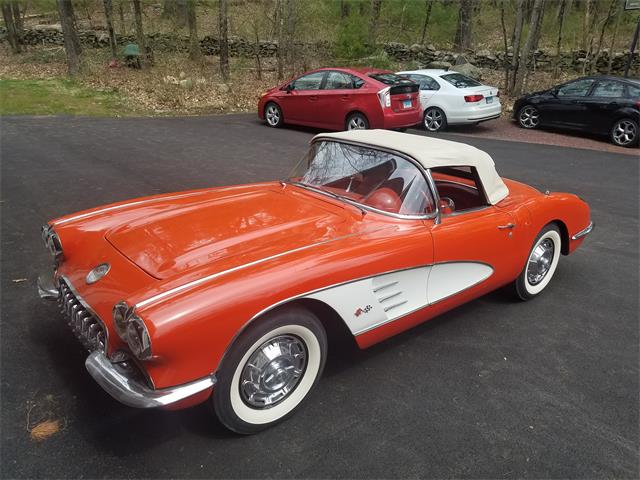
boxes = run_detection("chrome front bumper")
[571,221,595,240]
[85,351,217,408]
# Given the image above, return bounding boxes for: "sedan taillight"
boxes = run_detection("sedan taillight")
[464,94,484,103]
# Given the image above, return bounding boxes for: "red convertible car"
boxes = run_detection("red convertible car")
[257,67,422,131]
[38,131,593,434]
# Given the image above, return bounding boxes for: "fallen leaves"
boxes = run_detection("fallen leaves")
[12,278,28,283]
[26,395,66,442]
[30,420,61,441]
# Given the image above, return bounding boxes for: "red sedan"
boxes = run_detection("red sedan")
[258,67,422,131]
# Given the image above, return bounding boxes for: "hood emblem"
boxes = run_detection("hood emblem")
[86,263,110,284]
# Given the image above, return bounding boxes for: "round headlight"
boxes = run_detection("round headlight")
[112,302,130,339]
[125,316,152,360]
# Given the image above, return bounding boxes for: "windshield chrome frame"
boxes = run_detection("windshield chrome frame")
[287,138,440,221]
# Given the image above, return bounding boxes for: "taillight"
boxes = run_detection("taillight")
[378,87,391,108]
[464,94,484,103]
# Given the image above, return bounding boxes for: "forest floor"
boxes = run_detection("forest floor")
[0,44,586,118]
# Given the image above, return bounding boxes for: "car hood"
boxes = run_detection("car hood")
[105,186,348,280]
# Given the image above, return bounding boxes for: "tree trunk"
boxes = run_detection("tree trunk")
[368,0,382,47]
[553,0,566,79]
[57,0,81,75]
[340,0,350,19]
[132,0,149,67]
[453,0,473,52]
[420,0,433,45]
[275,0,284,80]
[512,0,544,96]
[187,0,200,60]
[284,0,296,74]
[103,0,118,58]
[590,0,617,74]
[509,0,524,93]
[219,0,230,81]
[118,0,126,35]
[607,0,624,74]
[500,0,509,91]
[175,0,188,28]
[581,0,592,50]
[11,1,23,38]
[1,2,20,53]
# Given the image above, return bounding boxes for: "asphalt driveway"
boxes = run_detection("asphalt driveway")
[1,114,638,479]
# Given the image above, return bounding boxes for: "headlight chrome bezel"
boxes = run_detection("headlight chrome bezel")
[41,224,64,261]
[112,302,153,360]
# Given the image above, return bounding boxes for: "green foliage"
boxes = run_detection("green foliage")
[0,79,137,116]
[334,15,371,60]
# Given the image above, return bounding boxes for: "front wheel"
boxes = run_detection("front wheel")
[517,105,540,129]
[423,107,447,132]
[610,118,639,147]
[212,306,327,434]
[264,102,284,128]
[514,224,562,301]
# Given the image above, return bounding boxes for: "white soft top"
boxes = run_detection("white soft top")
[313,129,509,205]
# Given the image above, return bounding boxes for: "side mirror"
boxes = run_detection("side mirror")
[550,88,558,97]
[285,83,294,93]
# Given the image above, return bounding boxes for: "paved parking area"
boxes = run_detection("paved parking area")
[1,114,638,478]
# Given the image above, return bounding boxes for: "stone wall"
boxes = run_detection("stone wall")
[2,25,638,74]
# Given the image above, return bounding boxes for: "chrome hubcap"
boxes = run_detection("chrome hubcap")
[240,335,307,408]
[266,105,280,126]
[348,116,366,130]
[519,106,539,128]
[612,120,636,146]
[527,238,554,285]
[424,109,443,131]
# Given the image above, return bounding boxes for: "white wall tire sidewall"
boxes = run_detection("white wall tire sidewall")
[524,230,561,296]
[229,325,321,425]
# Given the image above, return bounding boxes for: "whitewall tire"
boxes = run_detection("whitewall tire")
[213,306,327,434]
[515,224,562,300]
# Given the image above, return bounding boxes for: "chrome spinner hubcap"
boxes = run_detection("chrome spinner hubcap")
[240,335,307,408]
[527,238,554,285]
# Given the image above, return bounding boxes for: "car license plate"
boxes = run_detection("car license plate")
[486,96,493,104]
[402,100,412,109]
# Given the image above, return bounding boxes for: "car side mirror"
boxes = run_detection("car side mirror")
[550,88,558,97]
[285,83,294,93]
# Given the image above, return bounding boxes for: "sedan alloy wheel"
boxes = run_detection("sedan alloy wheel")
[518,105,540,129]
[423,107,447,132]
[610,119,638,147]
[265,102,283,128]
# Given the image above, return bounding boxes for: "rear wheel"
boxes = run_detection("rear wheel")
[213,306,327,434]
[423,107,447,132]
[610,118,639,147]
[264,102,283,128]
[346,112,369,131]
[517,105,540,129]
[514,224,562,301]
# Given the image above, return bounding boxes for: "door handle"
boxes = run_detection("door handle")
[498,223,515,229]
[340,95,350,101]
[309,95,318,101]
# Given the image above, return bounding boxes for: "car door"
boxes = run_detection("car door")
[542,78,596,127]
[406,74,440,111]
[427,167,520,302]
[279,71,326,125]
[319,71,361,129]
[579,79,627,134]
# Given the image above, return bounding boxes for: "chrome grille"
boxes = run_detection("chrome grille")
[57,278,107,352]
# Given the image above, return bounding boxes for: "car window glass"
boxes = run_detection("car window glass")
[293,72,325,91]
[368,73,414,86]
[440,73,481,88]
[288,141,435,216]
[408,75,440,91]
[627,83,640,98]
[324,71,354,90]
[592,80,625,97]
[430,166,488,214]
[557,79,594,97]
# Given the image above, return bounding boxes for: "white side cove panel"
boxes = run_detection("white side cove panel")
[304,262,494,336]
[427,263,494,304]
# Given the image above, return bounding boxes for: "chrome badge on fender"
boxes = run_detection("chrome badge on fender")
[86,263,110,284]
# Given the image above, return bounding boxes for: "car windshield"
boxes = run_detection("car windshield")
[287,140,434,216]
[440,73,482,88]
[368,73,414,86]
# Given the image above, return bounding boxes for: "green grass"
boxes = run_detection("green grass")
[0,78,137,116]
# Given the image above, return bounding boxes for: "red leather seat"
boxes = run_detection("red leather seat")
[366,187,402,213]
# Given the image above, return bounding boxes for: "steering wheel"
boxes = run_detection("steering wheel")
[438,197,455,215]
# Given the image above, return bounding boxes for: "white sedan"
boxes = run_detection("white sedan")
[397,69,501,131]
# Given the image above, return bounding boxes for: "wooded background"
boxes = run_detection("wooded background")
[2,1,639,99]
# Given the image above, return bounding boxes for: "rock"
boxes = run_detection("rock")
[476,49,491,57]
[426,61,452,70]
[450,62,483,80]
[426,44,435,51]
[217,83,230,93]
[454,54,469,66]
[179,78,193,89]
